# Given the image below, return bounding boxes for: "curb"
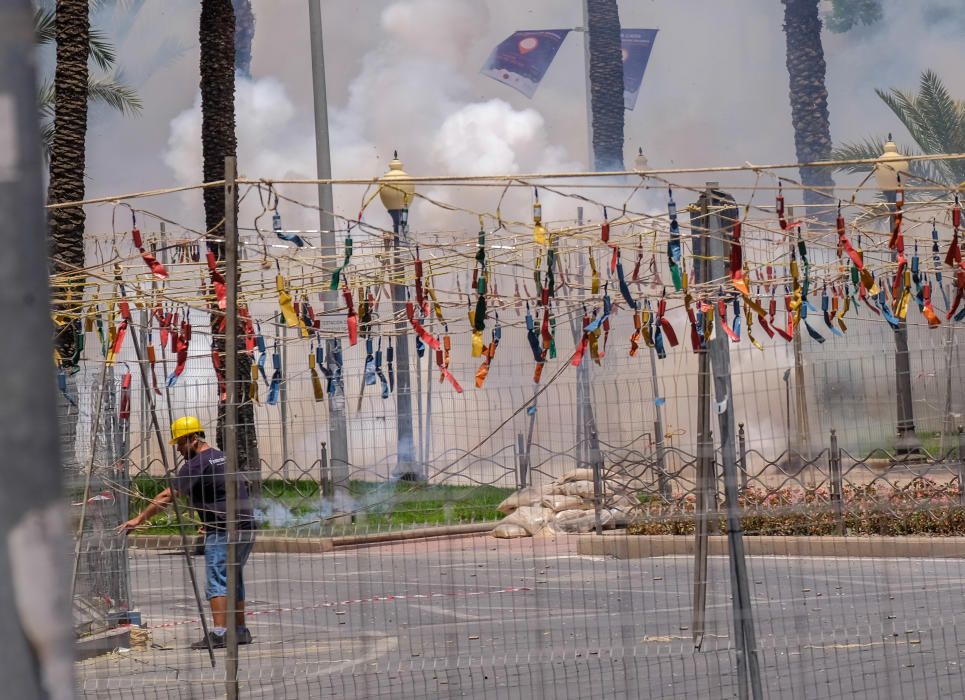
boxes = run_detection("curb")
[76,627,131,661]
[128,522,497,553]
[576,534,965,559]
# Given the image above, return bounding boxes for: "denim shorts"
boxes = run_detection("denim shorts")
[204,529,255,601]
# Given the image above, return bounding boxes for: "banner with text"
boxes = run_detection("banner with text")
[480,30,571,98]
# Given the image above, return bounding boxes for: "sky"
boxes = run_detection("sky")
[76,0,965,232]
[60,0,965,473]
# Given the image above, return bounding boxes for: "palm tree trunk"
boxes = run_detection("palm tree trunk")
[47,0,90,484]
[200,0,260,490]
[586,0,624,171]
[47,0,89,367]
[782,0,835,217]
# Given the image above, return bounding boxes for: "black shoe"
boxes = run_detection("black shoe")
[191,631,225,650]
[238,627,253,645]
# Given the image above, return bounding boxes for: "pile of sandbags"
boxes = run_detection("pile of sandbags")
[491,468,639,538]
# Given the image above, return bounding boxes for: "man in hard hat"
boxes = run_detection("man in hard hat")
[117,416,257,650]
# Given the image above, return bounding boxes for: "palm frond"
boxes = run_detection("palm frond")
[33,8,55,46]
[88,27,117,72]
[835,72,965,185]
[917,69,965,154]
[830,138,889,173]
[830,138,944,183]
[86,75,143,115]
[37,79,55,120]
[34,6,119,72]
[40,118,56,164]
[875,87,942,155]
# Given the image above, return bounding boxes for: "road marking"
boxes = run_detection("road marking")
[408,603,484,621]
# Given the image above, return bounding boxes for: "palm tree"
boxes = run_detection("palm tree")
[781,0,835,215]
[199,0,260,485]
[586,0,624,171]
[781,0,886,217]
[831,70,965,456]
[831,70,965,186]
[35,4,142,158]
[47,0,90,371]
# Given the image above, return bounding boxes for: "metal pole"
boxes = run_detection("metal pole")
[308,0,350,489]
[830,429,845,534]
[590,423,604,535]
[120,287,215,665]
[139,305,149,473]
[424,338,433,469]
[279,315,290,478]
[223,157,241,698]
[940,324,955,456]
[389,210,416,479]
[416,326,423,468]
[706,185,763,700]
[649,345,669,499]
[958,426,965,507]
[885,190,922,455]
[738,423,748,491]
[0,7,80,694]
[788,208,811,470]
[692,186,715,647]
[574,207,587,470]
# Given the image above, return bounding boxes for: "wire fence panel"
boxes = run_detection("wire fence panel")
[58,172,965,698]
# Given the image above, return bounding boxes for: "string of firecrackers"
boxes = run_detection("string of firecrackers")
[49,189,944,320]
[53,185,964,397]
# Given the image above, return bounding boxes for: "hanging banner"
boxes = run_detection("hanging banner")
[480,30,571,98]
[621,28,658,110]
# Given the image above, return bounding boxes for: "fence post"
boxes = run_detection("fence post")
[320,442,334,500]
[958,427,965,507]
[829,429,844,535]
[590,427,604,535]
[516,432,528,489]
[738,423,748,491]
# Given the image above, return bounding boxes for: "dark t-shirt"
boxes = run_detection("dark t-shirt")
[173,447,255,530]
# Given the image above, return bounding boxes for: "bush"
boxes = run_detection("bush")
[627,478,965,537]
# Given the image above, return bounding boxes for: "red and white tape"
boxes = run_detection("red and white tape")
[152,586,532,630]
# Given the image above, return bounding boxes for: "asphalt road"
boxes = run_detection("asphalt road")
[76,535,965,699]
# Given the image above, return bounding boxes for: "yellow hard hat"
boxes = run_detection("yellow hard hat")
[170,416,204,444]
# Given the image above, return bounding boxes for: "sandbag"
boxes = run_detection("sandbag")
[607,508,629,529]
[491,522,530,539]
[555,509,615,533]
[607,493,640,513]
[556,468,595,484]
[503,505,554,535]
[557,480,596,499]
[540,494,588,512]
[554,508,590,523]
[496,486,542,515]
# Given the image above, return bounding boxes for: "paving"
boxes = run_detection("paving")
[76,534,965,699]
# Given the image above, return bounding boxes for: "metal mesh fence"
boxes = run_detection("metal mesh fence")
[59,171,965,698]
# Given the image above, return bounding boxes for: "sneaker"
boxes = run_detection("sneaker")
[191,631,225,650]
[238,627,253,645]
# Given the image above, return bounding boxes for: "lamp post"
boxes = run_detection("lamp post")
[379,153,419,480]
[875,137,922,456]
[633,147,649,172]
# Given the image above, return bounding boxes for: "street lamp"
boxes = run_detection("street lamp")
[634,147,649,173]
[875,136,922,456]
[379,152,420,480]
